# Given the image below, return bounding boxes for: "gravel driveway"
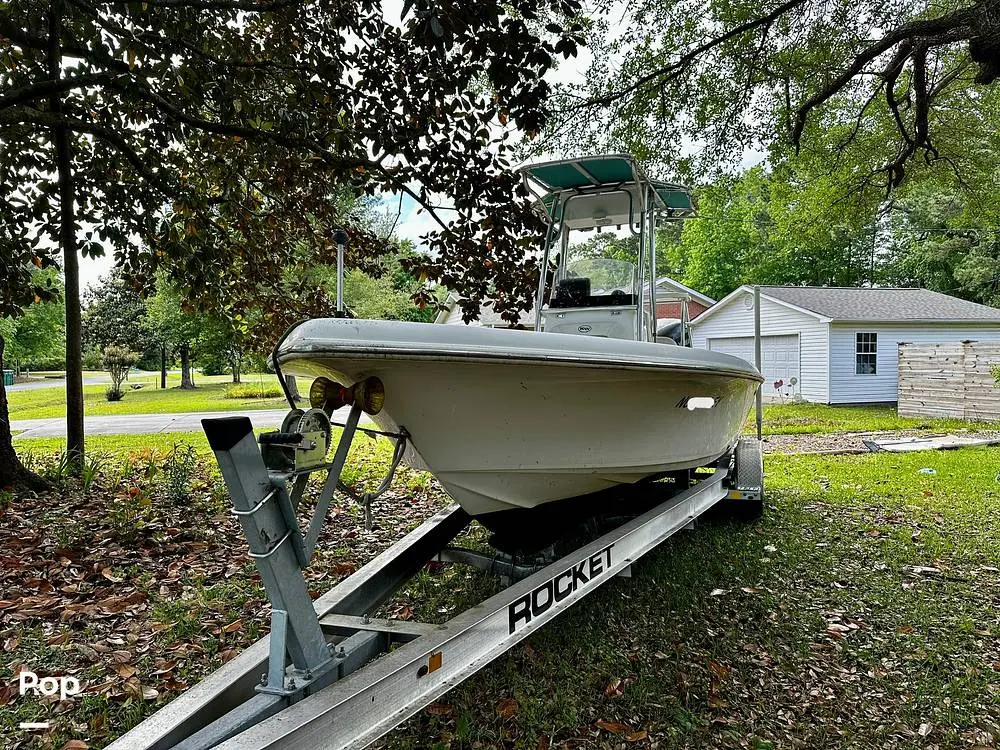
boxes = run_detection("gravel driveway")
[762,429,1000,454]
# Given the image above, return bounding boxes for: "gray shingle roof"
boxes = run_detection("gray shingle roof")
[761,286,1000,322]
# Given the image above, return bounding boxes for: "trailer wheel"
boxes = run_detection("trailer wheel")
[718,437,764,521]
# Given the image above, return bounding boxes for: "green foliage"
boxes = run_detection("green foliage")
[143,276,203,351]
[643,149,1000,303]
[550,0,997,186]
[541,0,1000,304]
[159,444,198,504]
[1,0,587,324]
[82,268,158,369]
[1,269,65,372]
[883,184,1000,306]
[101,345,140,401]
[659,164,883,299]
[223,382,283,400]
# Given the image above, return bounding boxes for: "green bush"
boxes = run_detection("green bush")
[102,345,140,401]
[82,346,103,370]
[160,444,198,503]
[200,356,226,376]
[22,355,67,371]
[223,381,283,399]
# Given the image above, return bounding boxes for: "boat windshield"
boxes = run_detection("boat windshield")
[564,258,637,295]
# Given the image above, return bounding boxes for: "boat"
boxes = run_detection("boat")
[273,155,762,540]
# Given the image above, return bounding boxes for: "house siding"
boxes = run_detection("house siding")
[441,306,468,325]
[828,323,1000,403]
[691,296,830,403]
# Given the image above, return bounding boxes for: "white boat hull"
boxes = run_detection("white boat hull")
[276,320,762,520]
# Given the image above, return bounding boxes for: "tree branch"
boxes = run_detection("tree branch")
[0,73,123,111]
[0,106,184,200]
[576,0,809,110]
[791,8,980,146]
[882,41,914,149]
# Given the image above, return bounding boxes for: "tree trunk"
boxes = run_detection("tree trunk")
[179,343,195,389]
[49,0,83,471]
[0,335,47,491]
[231,351,242,384]
[285,374,301,402]
[160,344,167,389]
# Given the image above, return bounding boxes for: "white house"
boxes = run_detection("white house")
[690,286,1000,404]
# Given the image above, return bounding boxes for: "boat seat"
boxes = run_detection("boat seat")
[550,277,591,308]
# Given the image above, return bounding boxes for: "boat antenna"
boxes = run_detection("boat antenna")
[334,228,349,318]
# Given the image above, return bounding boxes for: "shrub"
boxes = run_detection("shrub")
[160,443,198,503]
[102,345,140,401]
[200,356,225,376]
[22,355,67,371]
[82,346,103,370]
[224,381,283,399]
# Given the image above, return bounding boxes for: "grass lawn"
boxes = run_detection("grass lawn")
[749,402,989,435]
[378,446,1000,747]
[3,432,999,748]
[15,431,212,459]
[7,372,286,420]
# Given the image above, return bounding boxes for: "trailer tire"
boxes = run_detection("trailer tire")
[719,437,764,521]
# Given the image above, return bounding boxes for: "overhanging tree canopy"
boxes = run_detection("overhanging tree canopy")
[0,0,585,483]
[546,0,999,192]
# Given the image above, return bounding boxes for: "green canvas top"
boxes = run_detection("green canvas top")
[521,154,640,190]
[521,155,695,217]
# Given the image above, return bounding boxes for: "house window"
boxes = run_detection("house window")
[856,332,877,375]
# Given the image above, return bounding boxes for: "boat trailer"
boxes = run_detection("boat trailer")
[107,401,763,750]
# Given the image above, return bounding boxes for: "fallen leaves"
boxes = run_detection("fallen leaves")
[2,449,450,747]
[595,719,647,741]
[497,697,519,718]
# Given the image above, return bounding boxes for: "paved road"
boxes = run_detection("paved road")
[7,375,112,392]
[11,406,369,439]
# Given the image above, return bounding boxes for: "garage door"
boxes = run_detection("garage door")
[708,335,800,394]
